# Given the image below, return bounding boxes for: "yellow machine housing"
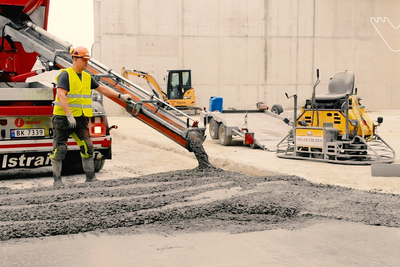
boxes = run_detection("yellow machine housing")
[297,96,374,140]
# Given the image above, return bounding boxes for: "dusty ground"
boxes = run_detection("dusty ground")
[1,110,400,242]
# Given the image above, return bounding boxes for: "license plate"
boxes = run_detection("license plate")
[11,129,45,138]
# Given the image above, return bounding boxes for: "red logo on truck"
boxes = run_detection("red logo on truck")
[14,118,42,127]
[15,118,25,127]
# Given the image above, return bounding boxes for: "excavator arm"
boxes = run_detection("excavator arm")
[121,68,168,102]
[0,7,206,152]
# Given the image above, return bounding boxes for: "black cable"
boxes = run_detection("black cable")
[5,81,13,87]
[0,24,7,52]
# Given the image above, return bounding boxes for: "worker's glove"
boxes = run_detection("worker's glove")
[67,114,76,128]
[118,94,132,103]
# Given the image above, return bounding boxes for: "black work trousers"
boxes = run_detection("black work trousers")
[51,115,94,162]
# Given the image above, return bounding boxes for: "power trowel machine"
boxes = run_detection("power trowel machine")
[275,69,395,165]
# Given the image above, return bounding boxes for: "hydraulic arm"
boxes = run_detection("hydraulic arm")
[1,17,206,151]
[121,68,168,102]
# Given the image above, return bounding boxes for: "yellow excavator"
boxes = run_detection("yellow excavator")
[121,68,199,114]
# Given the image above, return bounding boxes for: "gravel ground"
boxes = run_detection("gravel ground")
[1,164,400,241]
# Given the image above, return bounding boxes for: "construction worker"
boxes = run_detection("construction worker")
[51,46,131,187]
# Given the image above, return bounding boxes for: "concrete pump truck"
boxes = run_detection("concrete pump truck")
[0,0,206,174]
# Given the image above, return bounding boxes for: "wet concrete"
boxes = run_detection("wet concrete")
[188,131,213,170]
[1,168,400,241]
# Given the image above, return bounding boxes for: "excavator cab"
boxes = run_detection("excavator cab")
[166,70,197,111]
[167,70,192,100]
[121,68,199,114]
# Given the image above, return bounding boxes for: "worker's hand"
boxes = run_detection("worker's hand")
[118,94,132,103]
[67,114,76,128]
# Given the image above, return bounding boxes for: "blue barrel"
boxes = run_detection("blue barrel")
[209,96,223,112]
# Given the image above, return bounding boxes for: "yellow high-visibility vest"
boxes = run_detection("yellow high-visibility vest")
[53,68,93,117]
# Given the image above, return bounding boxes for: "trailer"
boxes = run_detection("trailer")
[200,101,286,150]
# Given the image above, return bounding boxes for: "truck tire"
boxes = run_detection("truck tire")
[218,124,232,146]
[271,104,284,115]
[209,119,220,140]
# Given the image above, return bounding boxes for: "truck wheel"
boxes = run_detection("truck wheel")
[94,160,105,172]
[271,104,284,115]
[218,124,232,146]
[209,119,220,140]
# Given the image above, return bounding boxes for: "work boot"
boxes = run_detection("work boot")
[82,157,99,182]
[51,160,64,187]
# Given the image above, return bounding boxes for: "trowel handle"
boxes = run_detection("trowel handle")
[317,69,319,78]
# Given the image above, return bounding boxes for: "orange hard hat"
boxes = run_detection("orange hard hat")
[71,46,91,59]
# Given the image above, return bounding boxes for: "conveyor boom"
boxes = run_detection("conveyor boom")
[2,18,206,151]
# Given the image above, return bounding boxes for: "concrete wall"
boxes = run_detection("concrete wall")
[93,0,400,115]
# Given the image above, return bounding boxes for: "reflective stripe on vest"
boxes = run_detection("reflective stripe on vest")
[53,68,93,117]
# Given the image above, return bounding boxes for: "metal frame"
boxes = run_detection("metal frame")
[276,130,395,165]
